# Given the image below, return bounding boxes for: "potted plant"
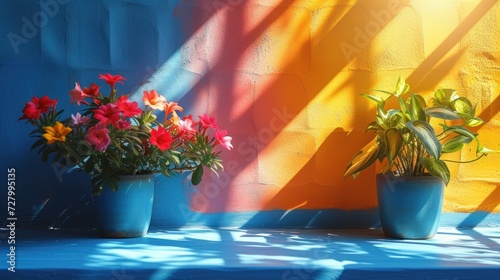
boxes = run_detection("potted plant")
[344,77,495,239]
[20,73,232,237]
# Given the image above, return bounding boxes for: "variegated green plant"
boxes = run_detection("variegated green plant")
[344,77,496,185]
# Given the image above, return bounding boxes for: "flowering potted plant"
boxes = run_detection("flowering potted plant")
[344,77,496,239]
[20,73,232,237]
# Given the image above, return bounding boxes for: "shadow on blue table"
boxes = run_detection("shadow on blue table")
[3,227,500,280]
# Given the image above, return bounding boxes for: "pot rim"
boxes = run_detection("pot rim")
[376,173,444,182]
[117,173,155,181]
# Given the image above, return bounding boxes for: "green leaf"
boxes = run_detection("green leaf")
[127,136,143,145]
[361,94,385,107]
[398,96,409,115]
[53,151,64,162]
[384,128,403,166]
[375,115,387,129]
[452,97,473,120]
[388,110,406,129]
[376,105,389,128]
[30,138,47,151]
[410,93,426,121]
[84,157,95,173]
[366,121,383,132]
[407,120,442,159]
[441,125,482,154]
[414,94,427,109]
[191,165,204,185]
[425,106,460,120]
[442,135,473,153]
[344,137,382,178]
[466,116,484,127]
[421,157,450,185]
[434,88,458,104]
[168,154,181,166]
[478,146,499,154]
[394,77,409,97]
[377,105,388,119]
[100,155,113,175]
[30,129,42,137]
[41,146,55,162]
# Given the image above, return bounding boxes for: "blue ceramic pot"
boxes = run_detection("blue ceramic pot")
[96,174,154,238]
[376,174,444,239]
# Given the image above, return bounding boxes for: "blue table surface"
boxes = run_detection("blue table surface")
[1,227,500,279]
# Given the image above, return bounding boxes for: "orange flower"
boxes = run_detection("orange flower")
[42,122,72,145]
[165,101,183,116]
[142,90,167,111]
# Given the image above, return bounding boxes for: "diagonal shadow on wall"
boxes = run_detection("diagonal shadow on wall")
[183,1,411,221]
[242,0,499,228]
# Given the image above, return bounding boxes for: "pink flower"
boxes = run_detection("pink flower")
[198,113,218,130]
[20,96,58,120]
[93,104,121,125]
[71,113,90,126]
[215,129,233,150]
[85,124,111,152]
[150,125,172,152]
[178,118,196,139]
[117,96,143,117]
[142,90,167,111]
[69,83,90,105]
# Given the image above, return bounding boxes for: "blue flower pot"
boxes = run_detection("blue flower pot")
[96,174,154,238]
[376,174,444,239]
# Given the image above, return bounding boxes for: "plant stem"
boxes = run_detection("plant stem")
[442,153,486,164]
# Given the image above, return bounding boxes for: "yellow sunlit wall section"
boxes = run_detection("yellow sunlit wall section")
[189,0,500,216]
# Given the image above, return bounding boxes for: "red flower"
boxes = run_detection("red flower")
[98,73,126,90]
[85,124,111,152]
[117,96,143,117]
[83,83,100,98]
[93,104,121,125]
[113,119,131,130]
[20,96,58,120]
[150,125,172,152]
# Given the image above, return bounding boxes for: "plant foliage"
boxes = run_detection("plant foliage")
[344,77,496,185]
[20,74,232,194]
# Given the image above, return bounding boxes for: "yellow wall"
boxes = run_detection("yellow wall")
[192,0,500,214]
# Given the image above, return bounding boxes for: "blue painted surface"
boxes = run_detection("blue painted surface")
[1,227,499,279]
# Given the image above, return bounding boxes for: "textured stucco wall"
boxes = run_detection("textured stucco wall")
[0,0,499,228]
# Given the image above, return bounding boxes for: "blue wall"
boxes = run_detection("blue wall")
[0,0,201,229]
